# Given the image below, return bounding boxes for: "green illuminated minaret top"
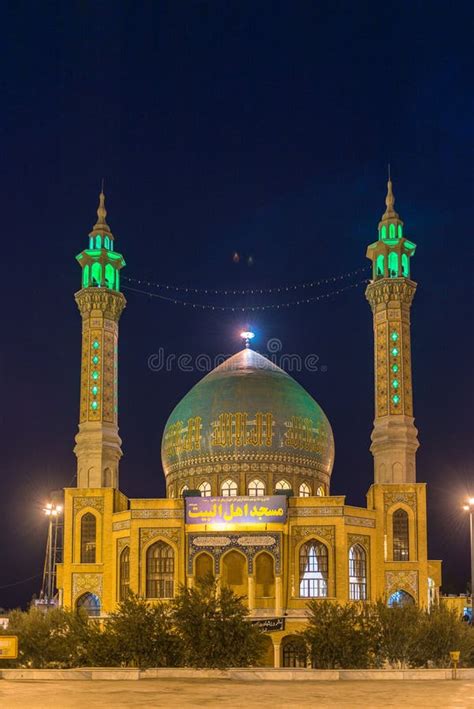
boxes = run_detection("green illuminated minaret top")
[76,189,126,290]
[366,178,416,280]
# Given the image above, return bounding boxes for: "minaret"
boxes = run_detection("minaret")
[74,189,126,488]
[365,178,419,483]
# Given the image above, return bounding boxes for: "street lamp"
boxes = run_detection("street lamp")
[41,501,63,605]
[462,497,474,620]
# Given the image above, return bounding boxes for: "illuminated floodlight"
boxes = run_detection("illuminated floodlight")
[240,330,255,348]
[469,497,474,506]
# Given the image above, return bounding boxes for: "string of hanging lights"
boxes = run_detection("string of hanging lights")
[122,277,370,311]
[121,265,369,296]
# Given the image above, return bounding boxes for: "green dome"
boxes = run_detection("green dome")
[161,348,334,496]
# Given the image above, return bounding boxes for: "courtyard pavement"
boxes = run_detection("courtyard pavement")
[1,678,474,709]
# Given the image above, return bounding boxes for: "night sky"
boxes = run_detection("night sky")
[1,1,472,609]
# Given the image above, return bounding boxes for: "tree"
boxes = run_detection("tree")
[302,601,379,669]
[1,606,90,668]
[90,593,183,668]
[374,600,421,668]
[171,575,265,668]
[410,604,474,668]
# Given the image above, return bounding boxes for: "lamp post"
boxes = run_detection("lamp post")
[462,497,474,621]
[41,501,63,605]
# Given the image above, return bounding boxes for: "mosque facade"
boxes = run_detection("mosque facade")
[56,182,442,667]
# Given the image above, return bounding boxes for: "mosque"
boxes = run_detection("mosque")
[56,180,442,667]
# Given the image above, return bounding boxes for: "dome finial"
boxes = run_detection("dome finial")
[240,330,255,349]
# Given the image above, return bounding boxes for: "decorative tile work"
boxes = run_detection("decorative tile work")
[72,573,103,601]
[383,491,416,511]
[291,525,335,547]
[139,527,181,550]
[348,533,370,551]
[344,516,376,528]
[385,570,418,600]
[289,507,343,517]
[112,519,130,531]
[117,537,130,554]
[73,496,104,514]
[187,532,282,575]
[131,509,184,519]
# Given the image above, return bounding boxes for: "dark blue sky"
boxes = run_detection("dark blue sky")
[1,1,472,608]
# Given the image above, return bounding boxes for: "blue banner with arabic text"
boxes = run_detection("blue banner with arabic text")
[185,495,287,525]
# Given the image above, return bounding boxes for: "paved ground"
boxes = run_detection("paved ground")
[1,679,474,709]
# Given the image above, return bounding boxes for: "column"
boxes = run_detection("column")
[273,642,281,668]
[248,575,255,611]
[275,576,283,615]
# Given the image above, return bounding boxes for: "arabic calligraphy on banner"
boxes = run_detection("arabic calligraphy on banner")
[185,495,288,525]
[250,618,285,632]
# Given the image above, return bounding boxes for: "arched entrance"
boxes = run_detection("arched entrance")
[221,550,247,597]
[281,635,307,668]
[388,589,415,607]
[255,552,275,608]
[258,635,274,667]
[76,592,101,617]
[195,552,214,583]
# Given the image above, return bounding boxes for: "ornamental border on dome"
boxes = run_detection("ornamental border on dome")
[163,451,333,476]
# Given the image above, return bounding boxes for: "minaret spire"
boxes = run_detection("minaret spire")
[93,185,110,232]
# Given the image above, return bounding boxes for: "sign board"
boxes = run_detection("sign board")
[0,636,18,659]
[185,495,287,525]
[251,617,285,632]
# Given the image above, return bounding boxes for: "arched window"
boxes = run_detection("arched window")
[282,636,307,668]
[221,550,247,596]
[119,546,130,601]
[115,270,120,291]
[89,236,94,249]
[255,552,275,599]
[95,235,102,249]
[248,479,265,497]
[146,541,174,598]
[299,482,311,498]
[80,512,96,563]
[104,236,110,250]
[397,224,403,238]
[83,265,90,288]
[316,486,325,497]
[388,252,398,277]
[221,479,237,497]
[349,544,367,600]
[195,552,214,582]
[401,253,409,278]
[105,263,115,289]
[76,592,101,617]
[275,479,291,491]
[91,262,102,286]
[380,225,387,241]
[393,509,409,561]
[376,254,384,278]
[103,467,112,487]
[389,224,396,239]
[199,481,211,497]
[388,589,415,607]
[299,540,328,597]
[179,484,189,496]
